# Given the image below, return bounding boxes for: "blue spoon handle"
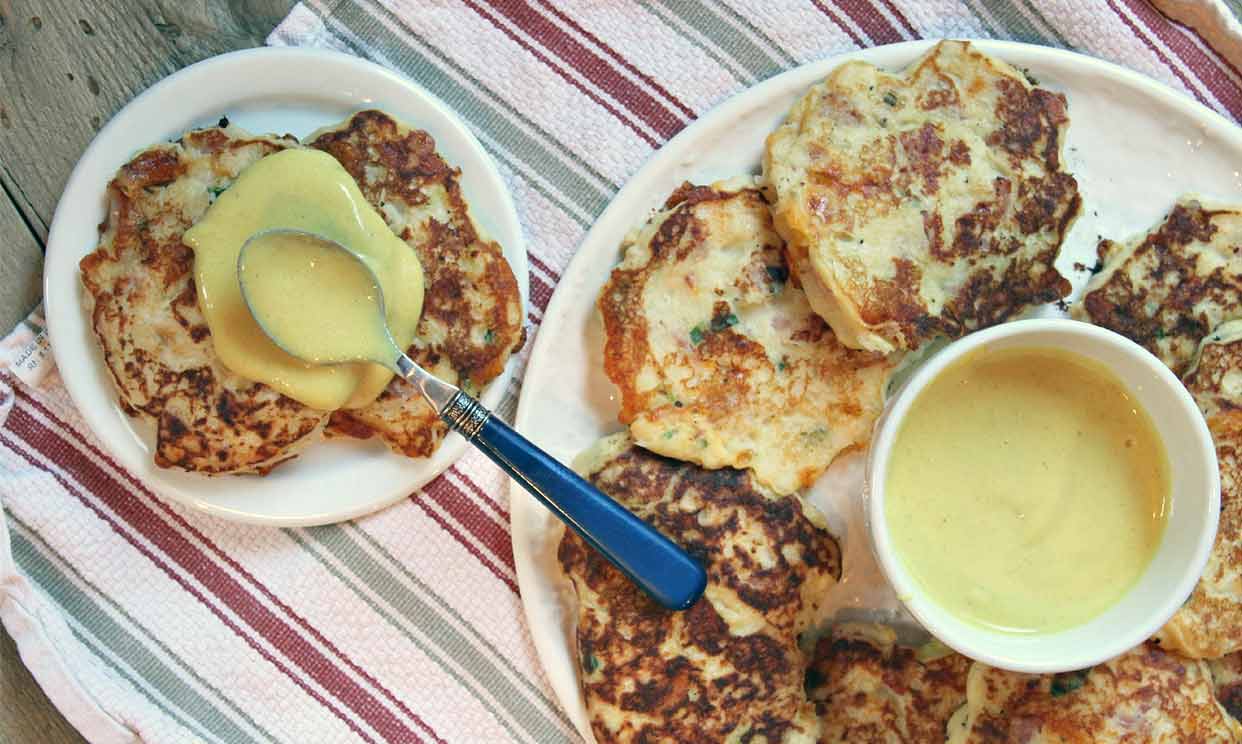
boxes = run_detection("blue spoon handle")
[440,391,707,610]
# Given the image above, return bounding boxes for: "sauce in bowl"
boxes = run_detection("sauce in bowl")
[884,346,1170,634]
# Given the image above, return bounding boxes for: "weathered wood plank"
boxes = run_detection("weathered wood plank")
[0,0,295,237]
[0,185,42,332]
[0,626,87,744]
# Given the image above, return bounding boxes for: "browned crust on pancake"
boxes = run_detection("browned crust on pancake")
[558,439,838,743]
[311,110,525,457]
[597,181,892,494]
[807,627,970,743]
[764,41,1077,352]
[859,79,1077,345]
[597,268,652,427]
[1188,334,1242,419]
[1224,685,1242,728]
[1157,406,1242,660]
[1084,206,1242,660]
[1080,201,1241,375]
[79,129,326,474]
[957,643,1235,742]
[599,185,785,426]
[1211,651,1242,729]
[660,180,738,211]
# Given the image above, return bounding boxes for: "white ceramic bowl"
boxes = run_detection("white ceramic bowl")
[866,318,1219,673]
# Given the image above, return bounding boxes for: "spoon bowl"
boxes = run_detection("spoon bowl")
[239,228,402,368]
[238,229,708,610]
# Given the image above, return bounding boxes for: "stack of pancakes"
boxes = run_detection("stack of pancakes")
[80,110,525,474]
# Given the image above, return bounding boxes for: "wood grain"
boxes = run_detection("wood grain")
[0,3,294,741]
[0,185,42,333]
[0,0,295,235]
[0,626,87,744]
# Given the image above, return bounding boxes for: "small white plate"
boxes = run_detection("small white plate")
[43,48,528,526]
[509,40,1242,738]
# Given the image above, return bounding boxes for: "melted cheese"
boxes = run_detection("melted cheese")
[885,346,1169,634]
[185,149,423,411]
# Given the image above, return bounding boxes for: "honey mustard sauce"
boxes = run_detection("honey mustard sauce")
[238,231,398,367]
[185,149,424,411]
[885,346,1170,634]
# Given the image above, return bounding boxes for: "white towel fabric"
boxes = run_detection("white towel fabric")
[1151,0,1242,70]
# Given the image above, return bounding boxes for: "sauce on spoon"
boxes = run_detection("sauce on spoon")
[238,230,399,366]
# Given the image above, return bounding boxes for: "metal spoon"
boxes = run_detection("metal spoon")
[238,228,707,610]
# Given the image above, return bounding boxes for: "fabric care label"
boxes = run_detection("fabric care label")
[1,305,54,388]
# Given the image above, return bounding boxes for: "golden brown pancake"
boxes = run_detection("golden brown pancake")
[80,110,523,472]
[558,433,839,743]
[79,127,326,474]
[309,110,525,458]
[807,623,970,744]
[1075,200,1242,376]
[764,40,1077,353]
[1157,323,1242,659]
[947,643,1237,743]
[1209,651,1242,736]
[598,178,895,495]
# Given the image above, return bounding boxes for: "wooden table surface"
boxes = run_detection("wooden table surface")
[0,2,294,741]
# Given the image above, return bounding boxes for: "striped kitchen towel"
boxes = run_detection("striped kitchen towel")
[2,1,1240,743]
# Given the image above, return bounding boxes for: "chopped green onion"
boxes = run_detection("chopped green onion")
[710,313,739,332]
[1050,670,1088,697]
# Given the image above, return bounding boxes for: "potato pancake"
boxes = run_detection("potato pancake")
[598,178,894,495]
[1157,322,1242,659]
[810,629,1239,742]
[1075,200,1242,376]
[764,40,1077,353]
[79,127,327,474]
[558,433,839,743]
[947,643,1236,742]
[1209,651,1242,736]
[310,110,525,458]
[807,623,969,744]
[81,110,523,472]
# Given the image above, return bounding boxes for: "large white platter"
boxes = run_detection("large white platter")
[510,39,1242,738]
[43,48,527,526]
